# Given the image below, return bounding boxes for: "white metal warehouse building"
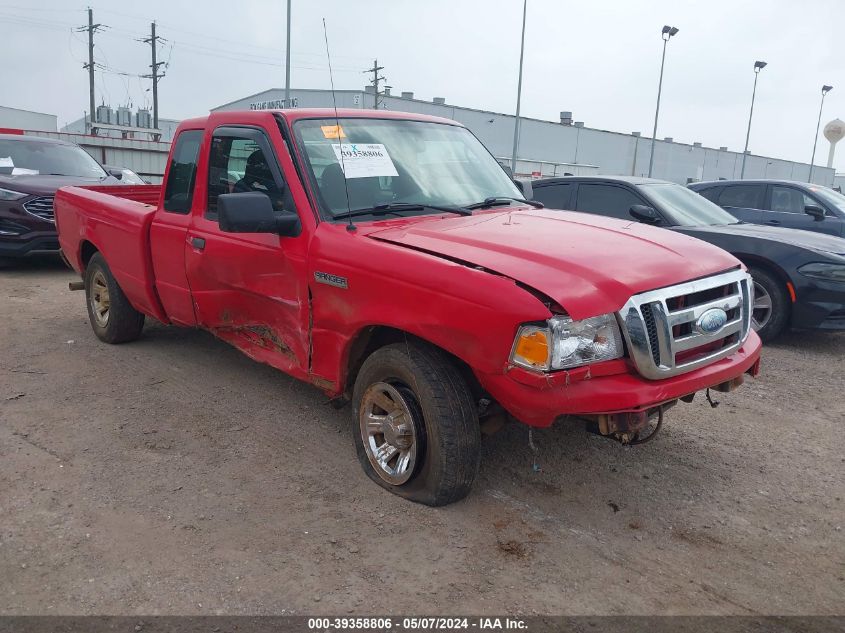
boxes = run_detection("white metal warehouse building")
[212,87,836,187]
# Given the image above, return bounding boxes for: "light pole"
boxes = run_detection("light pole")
[740,60,767,178]
[284,0,292,107]
[510,0,528,174]
[809,85,833,182]
[647,25,679,178]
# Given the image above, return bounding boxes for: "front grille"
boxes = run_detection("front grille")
[639,303,660,365]
[618,269,752,380]
[23,196,55,222]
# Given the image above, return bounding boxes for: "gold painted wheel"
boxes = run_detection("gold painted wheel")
[89,270,111,328]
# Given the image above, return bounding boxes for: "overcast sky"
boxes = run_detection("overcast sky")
[2,0,842,170]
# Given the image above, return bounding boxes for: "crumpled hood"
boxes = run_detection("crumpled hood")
[368,208,741,319]
[685,222,845,256]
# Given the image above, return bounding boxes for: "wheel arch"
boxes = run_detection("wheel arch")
[734,254,795,322]
[79,240,100,270]
[341,325,483,402]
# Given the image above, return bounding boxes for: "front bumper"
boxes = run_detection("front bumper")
[0,233,61,257]
[791,278,845,331]
[477,330,762,427]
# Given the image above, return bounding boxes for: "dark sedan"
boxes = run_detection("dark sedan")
[531,176,845,341]
[688,179,845,237]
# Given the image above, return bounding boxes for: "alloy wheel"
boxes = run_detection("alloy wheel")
[751,280,772,331]
[359,381,420,486]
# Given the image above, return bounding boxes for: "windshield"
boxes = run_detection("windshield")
[293,118,521,219]
[640,183,740,226]
[808,185,845,214]
[0,139,106,178]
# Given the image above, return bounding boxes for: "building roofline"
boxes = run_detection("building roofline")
[212,87,366,111]
[0,104,57,118]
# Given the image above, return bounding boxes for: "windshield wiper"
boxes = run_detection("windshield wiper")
[333,202,472,220]
[464,196,544,210]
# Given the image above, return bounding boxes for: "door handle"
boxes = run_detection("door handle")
[191,236,206,250]
[765,220,781,226]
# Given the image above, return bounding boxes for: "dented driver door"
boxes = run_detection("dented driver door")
[184,125,310,377]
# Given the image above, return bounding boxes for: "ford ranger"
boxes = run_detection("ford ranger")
[55,109,762,506]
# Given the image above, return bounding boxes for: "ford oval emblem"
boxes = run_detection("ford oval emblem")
[696,308,728,334]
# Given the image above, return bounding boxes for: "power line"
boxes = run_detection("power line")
[91,5,371,62]
[0,8,364,73]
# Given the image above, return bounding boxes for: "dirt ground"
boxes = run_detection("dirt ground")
[1,257,843,616]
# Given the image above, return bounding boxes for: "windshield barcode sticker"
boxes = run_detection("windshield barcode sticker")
[332,143,399,179]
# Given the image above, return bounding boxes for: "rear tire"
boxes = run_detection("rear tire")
[352,342,480,506]
[748,266,789,342]
[84,252,145,344]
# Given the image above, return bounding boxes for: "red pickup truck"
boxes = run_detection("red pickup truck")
[55,109,762,505]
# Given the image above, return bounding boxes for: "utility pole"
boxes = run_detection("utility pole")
[76,8,103,133]
[510,0,528,174]
[142,22,166,129]
[364,59,386,109]
[285,0,292,107]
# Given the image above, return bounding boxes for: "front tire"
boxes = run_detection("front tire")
[748,266,789,342]
[352,342,480,506]
[84,252,145,344]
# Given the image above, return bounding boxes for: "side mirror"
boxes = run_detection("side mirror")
[107,168,123,180]
[514,177,533,200]
[805,204,825,221]
[629,204,662,225]
[218,192,300,237]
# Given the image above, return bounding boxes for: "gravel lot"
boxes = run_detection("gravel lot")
[1,258,843,616]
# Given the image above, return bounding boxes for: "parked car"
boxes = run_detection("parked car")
[689,179,845,237]
[531,176,845,341]
[0,134,119,261]
[55,109,761,505]
[103,165,148,185]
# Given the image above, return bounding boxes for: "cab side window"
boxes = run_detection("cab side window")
[207,130,286,220]
[575,184,644,220]
[163,130,202,213]
[718,185,763,209]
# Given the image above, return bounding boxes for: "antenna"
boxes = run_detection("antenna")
[322,18,355,232]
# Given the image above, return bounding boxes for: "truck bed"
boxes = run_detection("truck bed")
[55,184,169,323]
[81,184,162,206]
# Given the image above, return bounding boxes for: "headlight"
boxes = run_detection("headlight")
[0,187,27,201]
[511,313,624,371]
[798,262,845,283]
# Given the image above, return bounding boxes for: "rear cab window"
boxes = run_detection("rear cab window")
[163,130,203,213]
